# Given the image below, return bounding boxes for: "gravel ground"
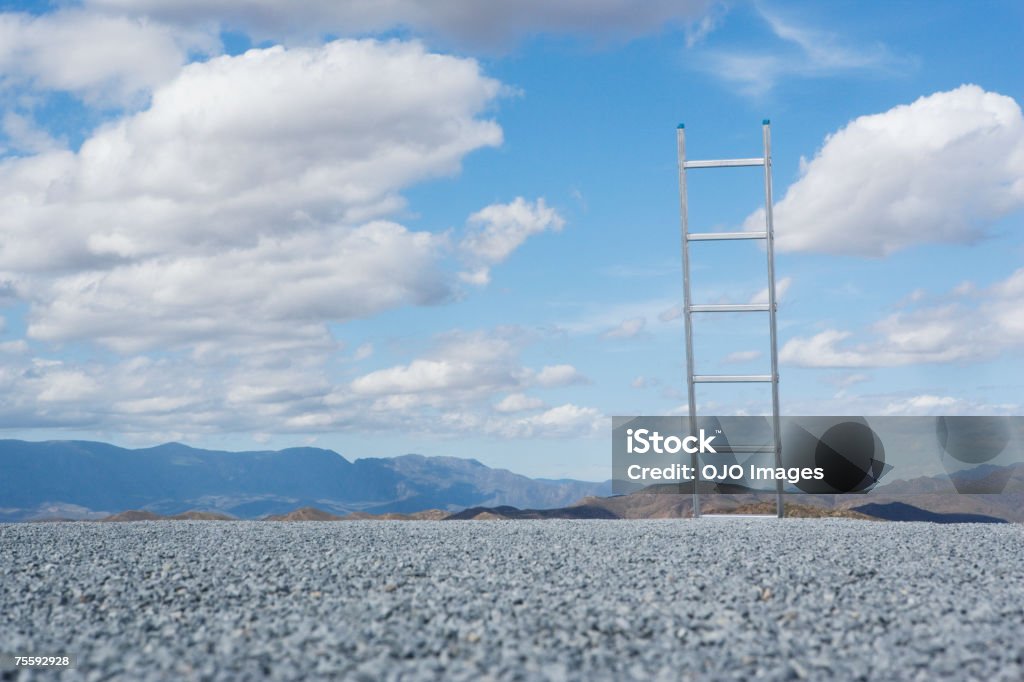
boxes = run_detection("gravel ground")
[1,519,1023,681]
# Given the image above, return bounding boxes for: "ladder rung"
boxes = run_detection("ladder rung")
[689,303,770,313]
[692,374,774,383]
[687,231,767,241]
[683,158,765,169]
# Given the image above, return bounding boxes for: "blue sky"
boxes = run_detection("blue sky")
[0,0,1021,481]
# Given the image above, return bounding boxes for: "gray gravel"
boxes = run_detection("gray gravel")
[2,519,1023,681]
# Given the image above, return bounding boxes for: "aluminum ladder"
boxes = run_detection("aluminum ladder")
[675,120,784,519]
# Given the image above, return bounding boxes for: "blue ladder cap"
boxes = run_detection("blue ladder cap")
[762,118,770,125]
[677,123,685,129]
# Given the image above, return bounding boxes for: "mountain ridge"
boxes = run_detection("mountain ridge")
[0,439,610,521]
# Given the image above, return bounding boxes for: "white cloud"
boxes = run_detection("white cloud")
[658,304,684,322]
[684,4,725,48]
[0,325,607,440]
[780,330,875,368]
[782,389,1020,418]
[602,317,646,339]
[84,0,714,46]
[0,347,338,434]
[0,38,560,440]
[35,367,102,403]
[338,331,600,439]
[753,85,1024,256]
[695,5,902,97]
[494,393,545,413]
[1,40,502,272]
[879,395,961,416]
[0,340,28,354]
[499,403,603,439]
[459,197,564,284]
[350,337,587,399]
[781,267,1024,368]
[952,281,976,296]
[749,276,791,305]
[534,364,587,387]
[353,343,374,361]
[2,111,62,155]
[759,8,887,71]
[352,358,507,397]
[27,222,450,352]
[0,9,215,105]
[458,268,491,286]
[0,40,504,353]
[779,327,970,369]
[874,395,1019,417]
[351,332,522,397]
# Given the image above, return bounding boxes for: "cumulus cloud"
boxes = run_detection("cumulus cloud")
[2,40,502,270]
[0,31,606,442]
[1,111,62,155]
[459,197,564,284]
[0,40,502,352]
[0,5,686,445]
[753,85,1024,256]
[350,335,587,399]
[0,9,215,104]
[780,267,1024,368]
[350,332,524,398]
[341,330,599,438]
[494,393,545,413]
[0,327,603,440]
[779,324,973,369]
[26,222,450,352]
[84,0,714,46]
[0,347,336,436]
[498,403,602,439]
[534,364,587,387]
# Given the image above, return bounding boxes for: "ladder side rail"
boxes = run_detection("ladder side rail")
[762,121,785,519]
[676,124,701,519]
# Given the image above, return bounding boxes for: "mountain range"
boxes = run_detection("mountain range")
[0,439,611,521]
[2,439,1021,523]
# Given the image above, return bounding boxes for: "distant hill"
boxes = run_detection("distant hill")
[0,439,611,521]
[343,509,450,521]
[264,507,343,521]
[548,496,1001,523]
[851,502,1007,524]
[827,461,1024,523]
[446,504,618,520]
[101,510,236,522]
[38,497,1013,524]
